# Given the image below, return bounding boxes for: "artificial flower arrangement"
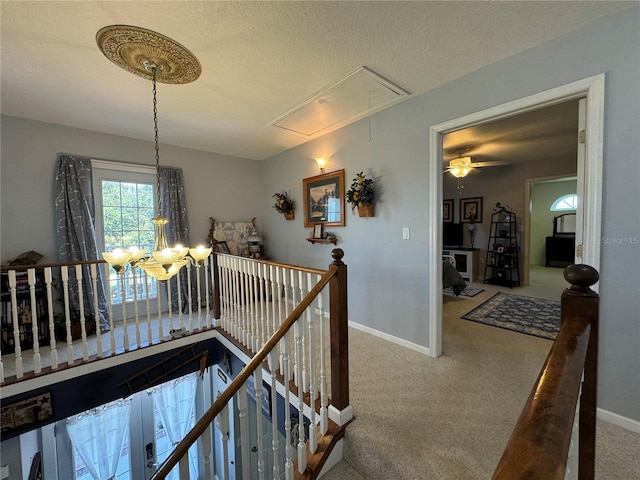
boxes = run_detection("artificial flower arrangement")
[345,171,376,210]
[272,191,296,214]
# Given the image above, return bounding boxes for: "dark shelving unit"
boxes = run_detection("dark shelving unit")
[484,206,520,288]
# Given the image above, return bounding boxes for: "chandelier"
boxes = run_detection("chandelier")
[97,25,210,280]
[448,156,472,178]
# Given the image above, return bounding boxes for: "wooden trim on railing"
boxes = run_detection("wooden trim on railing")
[492,264,599,480]
[151,249,346,480]
[329,249,349,410]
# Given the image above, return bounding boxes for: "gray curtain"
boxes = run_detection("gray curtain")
[54,155,109,331]
[159,167,196,312]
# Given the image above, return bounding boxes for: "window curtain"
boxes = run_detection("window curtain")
[159,167,196,312]
[152,372,199,479]
[66,398,132,480]
[54,154,109,331]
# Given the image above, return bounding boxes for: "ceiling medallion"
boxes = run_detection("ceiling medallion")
[96,25,201,84]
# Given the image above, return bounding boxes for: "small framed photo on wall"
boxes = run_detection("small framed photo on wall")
[313,224,324,239]
[443,199,454,223]
[460,197,483,223]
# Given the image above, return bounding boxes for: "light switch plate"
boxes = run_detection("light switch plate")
[402,227,410,240]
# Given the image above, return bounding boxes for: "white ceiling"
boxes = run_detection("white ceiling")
[0,1,632,161]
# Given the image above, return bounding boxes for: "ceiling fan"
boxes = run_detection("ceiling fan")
[443,148,511,178]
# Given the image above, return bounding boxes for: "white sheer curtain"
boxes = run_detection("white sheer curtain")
[66,398,132,480]
[152,372,199,479]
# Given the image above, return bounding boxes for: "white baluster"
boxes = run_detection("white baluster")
[176,269,183,332]
[268,351,280,480]
[195,263,203,330]
[295,317,307,473]
[61,266,73,365]
[204,258,211,326]
[143,271,152,344]
[75,265,89,361]
[90,264,102,358]
[318,280,328,435]
[8,271,23,378]
[251,262,260,351]
[156,280,163,340]
[299,271,310,393]
[217,402,230,480]
[283,269,293,381]
[290,270,301,387]
[167,279,173,333]
[232,258,241,340]
[238,383,251,480]
[201,425,212,480]
[255,367,265,480]
[28,269,41,373]
[120,272,129,351]
[131,265,141,348]
[243,260,252,347]
[259,263,267,349]
[275,267,284,374]
[186,261,193,331]
[307,273,318,453]
[44,268,58,369]
[282,331,294,480]
[105,264,116,354]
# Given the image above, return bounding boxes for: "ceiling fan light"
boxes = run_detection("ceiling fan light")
[449,157,472,178]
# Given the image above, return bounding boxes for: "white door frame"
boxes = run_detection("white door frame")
[427,74,604,357]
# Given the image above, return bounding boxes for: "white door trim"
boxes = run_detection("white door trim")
[428,74,604,357]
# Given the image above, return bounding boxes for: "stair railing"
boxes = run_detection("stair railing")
[492,264,599,480]
[150,249,350,480]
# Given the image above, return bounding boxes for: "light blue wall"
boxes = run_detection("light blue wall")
[258,7,640,422]
[0,116,261,263]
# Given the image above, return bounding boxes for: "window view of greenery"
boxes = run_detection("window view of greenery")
[102,180,157,304]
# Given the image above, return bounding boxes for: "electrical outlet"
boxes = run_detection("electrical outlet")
[402,227,410,240]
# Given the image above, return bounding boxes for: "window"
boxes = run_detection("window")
[92,161,158,306]
[550,194,577,211]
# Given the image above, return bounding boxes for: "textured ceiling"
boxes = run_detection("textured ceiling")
[0,1,632,161]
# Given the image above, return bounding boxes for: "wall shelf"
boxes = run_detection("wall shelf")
[306,238,337,245]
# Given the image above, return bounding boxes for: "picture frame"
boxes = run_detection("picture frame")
[313,224,324,239]
[460,197,483,223]
[302,169,345,227]
[213,241,230,254]
[443,199,454,223]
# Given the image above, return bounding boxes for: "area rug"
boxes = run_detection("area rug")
[461,292,560,339]
[443,286,484,297]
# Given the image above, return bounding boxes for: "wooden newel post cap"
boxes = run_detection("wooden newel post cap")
[564,264,599,293]
[331,248,345,265]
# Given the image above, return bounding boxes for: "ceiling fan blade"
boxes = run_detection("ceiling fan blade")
[471,160,512,168]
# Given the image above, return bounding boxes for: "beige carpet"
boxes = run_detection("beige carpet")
[321,280,640,480]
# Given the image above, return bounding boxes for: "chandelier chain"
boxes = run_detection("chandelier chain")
[152,66,162,216]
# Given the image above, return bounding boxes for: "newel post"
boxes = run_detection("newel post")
[212,252,221,322]
[328,248,352,425]
[562,264,599,480]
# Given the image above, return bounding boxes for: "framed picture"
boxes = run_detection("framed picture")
[460,197,483,223]
[443,199,454,223]
[313,224,324,239]
[302,169,345,227]
[213,241,230,254]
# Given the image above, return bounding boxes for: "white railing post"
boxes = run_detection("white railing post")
[61,266,73,365]
[8,271,23,378]
[307,272,318,453]
[44,267,58,369]
[186,261,193,332]
[238,383,251,480]
[295,316,307,473]
[156,279,163,341]
[195,263,203,330]
[167,279,174,334]
[75,265,89,361]
[90,264,102,358]
[28,269,41,373]
[176,270,184,332]
[318,280,328,435]
[299,270,309,394]
[144,270,152,344]
[120,271,129,351]
[131,265,141,348]
[254,367,265,480]
[282,330,294,480]
[105,264,116,354]
[268,351,280,480]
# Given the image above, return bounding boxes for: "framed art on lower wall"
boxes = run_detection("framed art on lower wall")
[460,197,483,223]
[443,199,454,223]
[302,169,345,227]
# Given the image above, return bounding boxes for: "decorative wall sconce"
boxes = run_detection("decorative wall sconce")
[315,158,327,172]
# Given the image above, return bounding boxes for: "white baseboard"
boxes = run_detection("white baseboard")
[598,408,640,434]
[347,321,431,356]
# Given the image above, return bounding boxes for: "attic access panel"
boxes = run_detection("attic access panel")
[269,66,409,137]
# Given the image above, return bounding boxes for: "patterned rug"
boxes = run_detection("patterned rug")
[461,292,560,339]
[443,286,484,297]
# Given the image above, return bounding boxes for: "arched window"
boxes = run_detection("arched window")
[550,194,577,211]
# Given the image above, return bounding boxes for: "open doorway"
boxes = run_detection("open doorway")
[427,75,604,357]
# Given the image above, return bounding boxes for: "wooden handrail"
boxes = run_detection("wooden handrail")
[493,264,599,480]
[151,249,347,479]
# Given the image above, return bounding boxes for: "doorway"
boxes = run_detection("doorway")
[427,74,604,357]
